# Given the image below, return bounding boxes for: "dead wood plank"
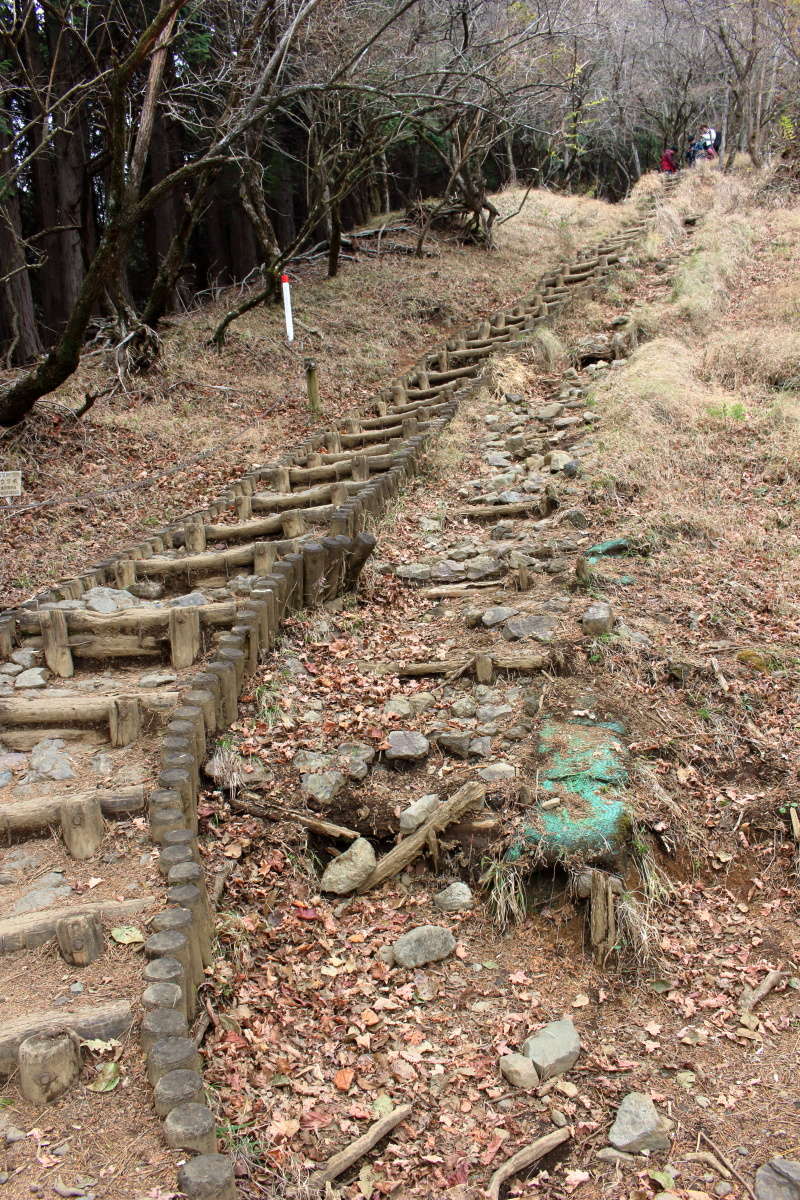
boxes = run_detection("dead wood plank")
[455,500,542,520]
[232,795,359,841]
[309,1104,413,1188]
[0,786,144,836]
[0,1000,133,1077]
[358,782,486,893]
[0,896,156,954]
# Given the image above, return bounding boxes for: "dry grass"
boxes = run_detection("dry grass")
[671,215,755,329]
[704,325,800,390]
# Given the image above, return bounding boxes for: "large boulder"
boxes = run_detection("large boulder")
[320,838,376,895]
[392,925,455,968]
[522,1018,580,1080]
[755,1160,800,1200]
[608,1092,671,1153]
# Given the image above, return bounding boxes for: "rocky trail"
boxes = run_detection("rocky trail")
[2,170,799,1200]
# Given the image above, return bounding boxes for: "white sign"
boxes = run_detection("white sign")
[281,273,294,343]
[0,471,21,498]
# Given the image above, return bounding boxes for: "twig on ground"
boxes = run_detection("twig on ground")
[485,1128,571,1200]
[699,1131,757,1200]
[308,1103,413,1189]
[739,968,785,1015]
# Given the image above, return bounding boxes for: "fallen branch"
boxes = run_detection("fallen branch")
[683,1151,731,1179]
[358,781,486,893]
[486,1128,570,1200]
[739,969,785,1015]
[698,1131,756,1200]
[232,794,359,841]
[309,1103,412,1189]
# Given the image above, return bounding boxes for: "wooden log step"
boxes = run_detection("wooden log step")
[339,425,402,448]
[15,601,238,637]
[394,651,548,678]
[455,500,543,519]
[0,786,145,836]
[0,728,109,751]
[0,895,156,954]
[0,692,178,731]
[0,1000,133,1078]
[425,363,481,386]
[137,544,260,577]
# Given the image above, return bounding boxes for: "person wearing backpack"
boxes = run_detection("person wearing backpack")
[659,147,678,173]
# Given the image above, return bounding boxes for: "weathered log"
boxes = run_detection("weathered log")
[358,781,486,893]
[170,608,201,670]
[0,692,178,728]
[589,870,617,964]
[0,896,155,954]
[40,609,74,678]
[486,1129,571,1200]
[455,500,542,520]
[0,785,144,836]
[18,1030,82,1104]
[231,795,359,840]
[0,1000,132,1077]
[15,602,237,636]
[309,1104,413,1188]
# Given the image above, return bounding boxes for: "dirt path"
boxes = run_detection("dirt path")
[197,172,800,1200]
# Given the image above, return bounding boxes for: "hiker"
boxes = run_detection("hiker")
[659,147,678,173]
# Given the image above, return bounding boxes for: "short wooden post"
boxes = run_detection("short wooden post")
[351,455,370,482]
[253,541,276,576]
[114,559,136,590]
[164,1103,217,1155]
[390,383,406,407]
[305,358,322,415]
[60,797,104,860]
[19,1031,81,1105]
[147,1037,201,1086]
[235,493,252,521]
[184,520,207,553]
[475,654,494,684]
[56,913,104,966]
[0,616,14,659]
[40,609,74,678]
[153,1069,205,1117]
[109,696,141,747]
[281,510,306,539]
[178,1155,237,1200]
[170,608,201,670]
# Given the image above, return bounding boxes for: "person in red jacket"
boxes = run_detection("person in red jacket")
[659,147,678,173]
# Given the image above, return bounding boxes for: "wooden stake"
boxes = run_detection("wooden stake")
[305,358,322,415]
[18,1030,82,1105]
[169,607,201,670]
[40,609,74,678]
[60,796,104,860]
[55,913,104,966]
[109,695,141,746]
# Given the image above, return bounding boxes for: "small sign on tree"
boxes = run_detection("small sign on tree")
[0,471,22,498]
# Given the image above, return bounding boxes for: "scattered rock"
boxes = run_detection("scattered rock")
[608,1092,671,1153]
[755,1160,800,1200]
[90,752,114,777]
[469,736,493,757]
[396,564,432,582]
[168,591,209,608]
[128,579,164,600]
[581,601,614,636]
[10,647,41,668]
[499,1053,539,1089]
[451,697,477,718]
[478,761,515,783]
[385,731,430,762]
[399,794,440,832]
[292,750,333,774]
[0,662,23,677]
[409,692,436,714]
[476,704,512,723]
[465,555,505,581]
[83,586,142,614]
[522,1017,581,1080]
[14,667,49,689]
[14,881,73,914]
[437,731,472,759]
[596,1148,637,1165]
[384,697,414,719]
[546,450,578,474]
[503,614,557,643]
[139,670,178,688]
[392,925,455,968]
[29,738,74,780]
[320,838,376,894]
[337,742,375,780]
[300,771,346,804]
[536,402,564,421]
[564,508,589,529]
[433,882,473,912]
[481,606,518,628]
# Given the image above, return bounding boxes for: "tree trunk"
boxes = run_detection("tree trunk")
[327,200,342,277]
[0,102,43,365]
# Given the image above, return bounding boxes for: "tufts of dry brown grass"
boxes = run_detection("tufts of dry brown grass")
[703,325,800,391]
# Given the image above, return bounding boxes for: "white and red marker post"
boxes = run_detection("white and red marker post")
[281,273,294,343]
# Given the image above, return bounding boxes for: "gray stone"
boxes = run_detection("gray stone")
[392,925,455,968]
[546,450,578,474]
[465,555,505,581]
[499,1053,539,1089]
[498,491,527,505]
[396,564,432,582]
[300,772,346,804]
[479,761,516,782]
[90,752,114,776]
[29,738,74,780]
[485,452,512,468]
[564,508,589,529]
[399,794,440,832]
[481,606,518,628]
[468,736,493,757]
[83,586,141,614]
[139,670,178,688]
[0,662,23,676]
[437,731,472,759]
[476,704,512,723]
[408,692,436,714]
[536,403,564,422]
[433,882,473,912]
[293,750,333,773]
[10,647,40,668]
[582,601,614,636]
[385,731,430,762]
[14,883,72,914]
[14,667,49,688]
[168,591,208,607]
[128,579,164,600]
[596,1148,636,1165]
[715,1184,733,1197]
[384,697,414,719]
[320,838,376,894]
[608,1092,672,1153]
[522,1018,581,1080]
[755,1160,800,1200]
[451,697,477,718]
[503,614,557,643]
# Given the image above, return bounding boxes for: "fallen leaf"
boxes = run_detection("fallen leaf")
[110,925,143,945]
[87,1061,121,1092]
[334,1068,355,1092]
[572,993,590,1008]
[564,1169,591,1192]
